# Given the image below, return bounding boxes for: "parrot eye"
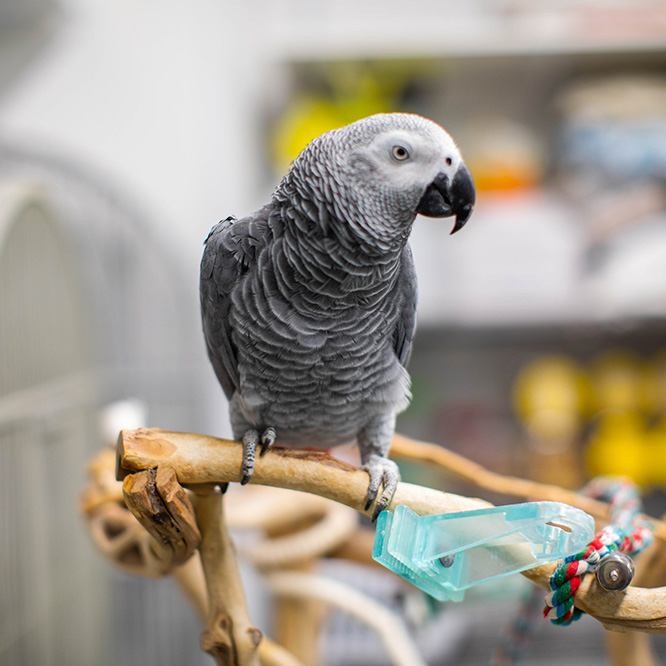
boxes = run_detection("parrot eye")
[391,144,411,162]
[445,157,453,166]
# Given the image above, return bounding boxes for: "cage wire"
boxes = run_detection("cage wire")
[0,140,210,666]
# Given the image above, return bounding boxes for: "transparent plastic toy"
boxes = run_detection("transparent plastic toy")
[373,502,595,601]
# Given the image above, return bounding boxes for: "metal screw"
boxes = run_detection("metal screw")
[596,552,635,591]
[439,554,455,568]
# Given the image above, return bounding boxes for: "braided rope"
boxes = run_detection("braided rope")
[543,476,654,626]
[491,476,654,664]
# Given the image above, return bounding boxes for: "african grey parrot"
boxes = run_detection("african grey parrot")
[200,113,475,519]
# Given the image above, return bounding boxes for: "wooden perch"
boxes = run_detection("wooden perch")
[116,427,666,634]
[265,571,427,666]
[391,434,666,545]
[83,448,310,666]
[119,467,263,666]
[191,490,262,665]
[123,466,201,567]
[117,428,492,515]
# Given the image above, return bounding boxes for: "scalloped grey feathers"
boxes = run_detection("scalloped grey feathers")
[200,113,474,515]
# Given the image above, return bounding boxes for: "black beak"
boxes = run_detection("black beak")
[416,163,476,234]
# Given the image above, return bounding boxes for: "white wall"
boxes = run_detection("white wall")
[0,0,268,274]
[0,0,280,437]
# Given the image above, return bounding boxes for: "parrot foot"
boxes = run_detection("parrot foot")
[240,427,277,485]
[259,427,276,456]
[361,455,400,522]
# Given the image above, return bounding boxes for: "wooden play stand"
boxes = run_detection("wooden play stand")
[80,428,666,666]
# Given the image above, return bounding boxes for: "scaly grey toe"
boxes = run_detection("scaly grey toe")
[361,455,400,521]
[241,429,260,485]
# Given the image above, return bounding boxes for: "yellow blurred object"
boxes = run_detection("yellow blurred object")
[645,416,666,486]
[513,356,589,443]
[513,356,589,488]
[272,97,347,172]
[643,350,666,415]
[585,350,666,487]
[515,350,666,488]
[269,61,434,173]
[271,73,397,173]
[586,412,647,485]
[588,350,654,415]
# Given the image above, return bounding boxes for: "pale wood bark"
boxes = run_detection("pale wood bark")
[116,427,666,634]
[605,624,660,666]
[171,554,307,666]
[191,490,262,666]
[122,466,201,567]
[603,512,666,666]
[265,572,427,666]
[273,561,325,666]
[391,434,666,541]
[117,427,493,516]
[83,448,307,666]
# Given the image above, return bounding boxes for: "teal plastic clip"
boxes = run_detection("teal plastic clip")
[373,501,595,602]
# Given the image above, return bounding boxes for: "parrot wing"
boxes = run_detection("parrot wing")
[393,244,418,368]
[200,212,271,400]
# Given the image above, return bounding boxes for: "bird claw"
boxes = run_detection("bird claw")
[360,456,400,522]
[241,427,277,484]
[260,427,276,456]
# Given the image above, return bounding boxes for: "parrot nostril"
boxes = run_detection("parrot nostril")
[445,157,453,166]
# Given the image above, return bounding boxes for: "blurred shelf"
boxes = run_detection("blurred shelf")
[264,2,666,62]
[415,315,666,344]
[258,2,666,336]
[410,189,666,332]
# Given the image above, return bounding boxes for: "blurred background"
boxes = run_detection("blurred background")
[2,0,666,664]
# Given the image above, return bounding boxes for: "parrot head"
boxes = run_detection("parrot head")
[344,113,475,234]
[287,113,475,243]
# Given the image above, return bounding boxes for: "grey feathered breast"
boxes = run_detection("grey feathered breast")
[200,202,418,449]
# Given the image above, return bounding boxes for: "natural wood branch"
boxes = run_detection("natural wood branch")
[123,467,201,567]
[168,552,307,666]
[117,428,492,516]
[391,435,666,544]
[80,447,125,513]
[605,625,660,666]
[391,435,612,519]
[390,435,666,636]
[116,428,666,634]
[82,449,308,666]
[172,555,209,624]
[603,519,666,666]
[122,468,263,664]
[265,571,427,666]
[191,490,262,666]
[239,497,358,570]
[82,448,188,579]
[258,640,309,666]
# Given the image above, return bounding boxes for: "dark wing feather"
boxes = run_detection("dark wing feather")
[199,211,271,399]
[393,244,418,367]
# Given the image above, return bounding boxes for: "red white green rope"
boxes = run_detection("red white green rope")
[542,476,654,626]
[492,476,654,664]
